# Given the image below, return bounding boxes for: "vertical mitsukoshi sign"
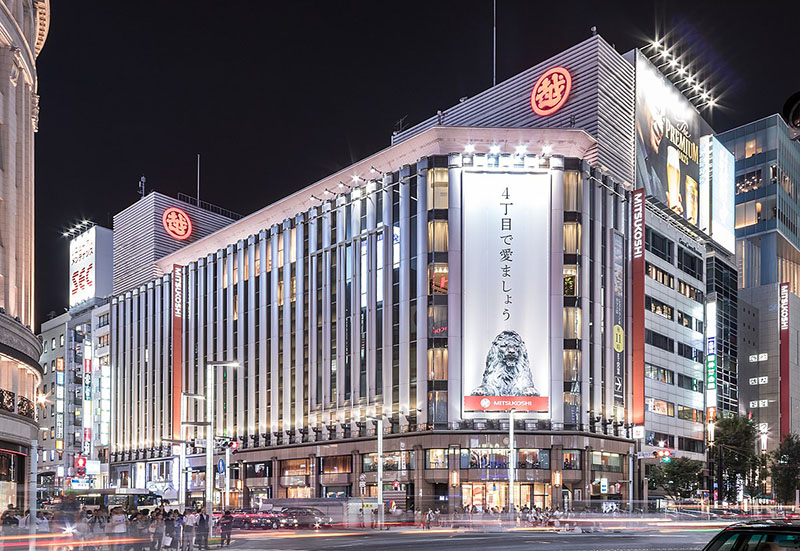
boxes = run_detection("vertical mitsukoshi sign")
[780,282,790,439]
[631,188,646,427]
[462,171,550,413]
[172,264,184,440]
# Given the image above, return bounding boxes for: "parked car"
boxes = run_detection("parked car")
[703,519,800,550]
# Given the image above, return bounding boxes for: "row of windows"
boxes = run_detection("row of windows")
[41,334,65,353]
[645,296,702,332]
[645,397,705,424]
[645,227,704,282]
[645,329,703,364]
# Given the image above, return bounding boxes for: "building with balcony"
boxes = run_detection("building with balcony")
[0,0,49,510]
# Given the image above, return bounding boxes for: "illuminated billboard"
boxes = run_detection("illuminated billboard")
[634,51,713,229]
[711,137,735,253]
[69,227,97,307]
[69,225,112,308]
[462,170,550,413]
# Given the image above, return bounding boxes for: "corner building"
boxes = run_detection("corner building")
[109,35,734,511]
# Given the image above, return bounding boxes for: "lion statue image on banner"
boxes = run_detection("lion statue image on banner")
[471,330,540,396]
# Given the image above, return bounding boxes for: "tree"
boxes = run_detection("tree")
[770,433,800,504]
[714,415,759,502]
[649,457,704,502]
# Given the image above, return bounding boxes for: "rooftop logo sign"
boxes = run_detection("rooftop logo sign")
[531,67,572,116]
[162,207,193,240]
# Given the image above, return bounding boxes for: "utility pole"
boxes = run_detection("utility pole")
[28,440,37,551]
[224,445,231,510]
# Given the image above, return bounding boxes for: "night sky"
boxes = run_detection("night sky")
[33,1,799,329]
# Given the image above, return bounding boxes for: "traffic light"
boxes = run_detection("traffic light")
[652,449,672,463]
[75,455,87,476]
[219,439,239,452]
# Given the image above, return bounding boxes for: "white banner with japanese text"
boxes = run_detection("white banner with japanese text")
[462,170,551,413]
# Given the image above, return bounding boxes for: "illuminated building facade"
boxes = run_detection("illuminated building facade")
[0,0,49,509]
[106,35,736,511]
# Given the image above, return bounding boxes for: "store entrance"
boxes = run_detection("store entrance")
[461,482,551,512]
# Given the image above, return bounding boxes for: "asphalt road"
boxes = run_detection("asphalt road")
[224,528,718,551]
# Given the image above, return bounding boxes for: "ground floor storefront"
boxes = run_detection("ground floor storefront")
[110,430,634,512]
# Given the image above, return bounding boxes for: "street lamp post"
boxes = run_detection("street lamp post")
[203,361,238,537]
[224,445,231,510]
[366,415,384,530]
[508,409,515,516]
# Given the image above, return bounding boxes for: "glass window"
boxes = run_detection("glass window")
[320,455,352,474]
[43,341,47,352]
[281,459,310,476]
[518,449,550,469]
[428,263,448,294]
[59,334,64,346]
[564,170,581,211]
[362,451,415,472]
[646,262,674,288]
[645,295,673,320]
[427,168,449,210]
[563,307,581,339]
[677,374,703,393]
[644,363,674,384]
[645,329,674,352]
[425,449,447,469]
[428,220,449,252]
[563,350,580,382]
[645,431,674,448]
[428,305,448,338]
[563,450,581,470]
[51,338,55,349]
[465,449,508,469]
[645,228,674,263]
[735,169,763,195]
[590,451,623,473]
[645,397,674,417]
[245,462,270,478]
[678,436,705,453]
[428,347,448,380]
[745,138,757,158]
[677,248,703,280]
[677,405,704,424]
[563,265,579,296]
[677,280,703,303]
[563,222,581,253]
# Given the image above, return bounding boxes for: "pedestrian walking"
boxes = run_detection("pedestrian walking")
[195,509,210,551]
[218,511,233,547]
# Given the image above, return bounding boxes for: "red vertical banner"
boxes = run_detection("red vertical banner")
[780,282,790,440]
[631,189,646,426]
[172,264,184,441]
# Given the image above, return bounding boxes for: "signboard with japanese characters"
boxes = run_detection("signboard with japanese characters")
[462,170,551,413]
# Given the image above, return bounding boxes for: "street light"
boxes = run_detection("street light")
[365,414,385,531]
[508,408,516,515]
[204,361,238,530]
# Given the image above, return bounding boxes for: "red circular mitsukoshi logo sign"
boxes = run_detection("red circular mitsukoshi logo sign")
[162,207,193,240]
[531,66,572,116]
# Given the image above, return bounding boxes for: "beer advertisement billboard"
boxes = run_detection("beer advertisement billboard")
[634,51,713,229]
[461,170,551,414]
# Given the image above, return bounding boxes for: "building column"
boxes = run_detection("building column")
[351,449,361,501]
[551,444,563,510]
[413,444,425,512]
[308,453,318,498]
[271,457,279,499]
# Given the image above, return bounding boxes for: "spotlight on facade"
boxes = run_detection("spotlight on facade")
[489,144,501,154]
[515,144,527,155]
[464,143,475,154]
[541,144,553,156]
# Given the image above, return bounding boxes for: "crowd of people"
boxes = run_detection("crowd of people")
[0,505,237,550]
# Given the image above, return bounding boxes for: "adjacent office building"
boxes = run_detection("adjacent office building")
[107,35,735,511]
[718,115,800,450]
[0,0,49,509]
[37,225,113,500]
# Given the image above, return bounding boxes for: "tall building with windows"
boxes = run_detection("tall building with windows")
[718,115,800,292]
[106,35,735,511]
[717,115,800,450]
[0,0,49,509]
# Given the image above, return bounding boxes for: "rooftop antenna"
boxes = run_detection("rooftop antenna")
[196,153,201,204]
[492,0,497,87]
[138,175,146,198]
